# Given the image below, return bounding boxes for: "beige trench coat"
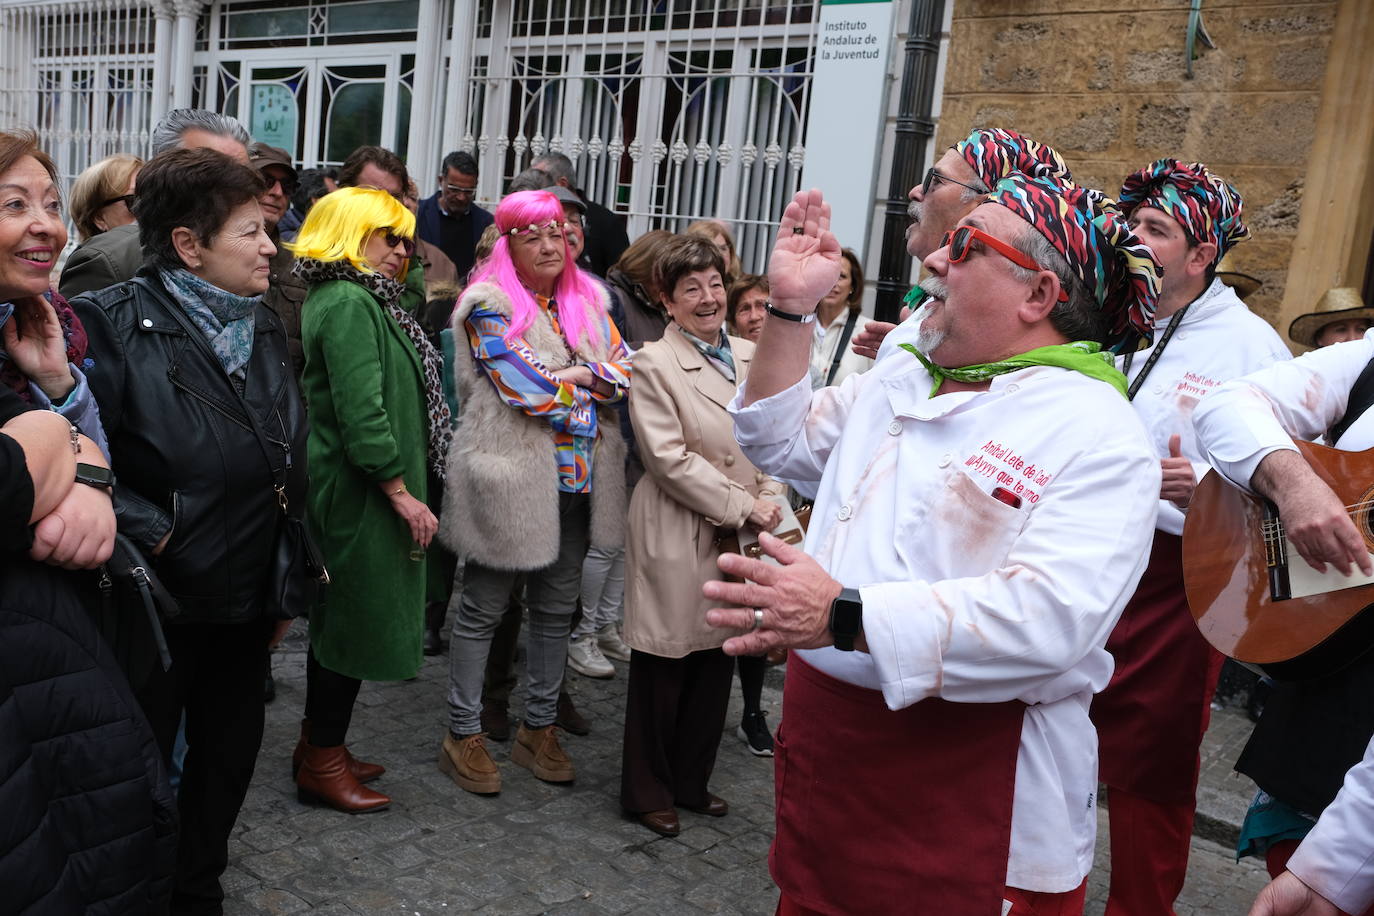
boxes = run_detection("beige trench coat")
[624,324,783,659]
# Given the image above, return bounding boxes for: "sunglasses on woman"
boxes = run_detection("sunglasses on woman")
[379,228,416,257]
[940,225,1068,302]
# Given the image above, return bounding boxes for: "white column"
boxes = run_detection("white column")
[150,1,176,122]
[442,0,477,157]
[406,0,443,185]
[171,0,204,109]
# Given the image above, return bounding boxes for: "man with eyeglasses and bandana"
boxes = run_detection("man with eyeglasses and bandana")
[418,150,495,285]
[1088,159,1291,915]
[702,177,1162,913]
[849,127,1073,362]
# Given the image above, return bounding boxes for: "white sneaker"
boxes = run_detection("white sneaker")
[596,623,633,662]
[567,635,614,678]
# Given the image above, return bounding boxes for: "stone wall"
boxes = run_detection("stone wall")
[935,0,1338,327]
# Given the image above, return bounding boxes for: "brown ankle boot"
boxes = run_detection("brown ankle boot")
[296,744,391,813]
[511,723,575,783]
[292,719,385,783]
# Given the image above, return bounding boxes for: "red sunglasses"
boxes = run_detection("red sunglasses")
[941,225,1068,302]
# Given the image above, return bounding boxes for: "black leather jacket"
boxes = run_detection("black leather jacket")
[71,268,309,624]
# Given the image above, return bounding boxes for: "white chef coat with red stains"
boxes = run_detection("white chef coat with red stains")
[1119,277,1290,535]
[1192,329,1374,914]
[730,355,1160,892]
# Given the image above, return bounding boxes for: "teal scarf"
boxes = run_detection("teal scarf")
[680,326,736,382]
[160,268,260,379]
[899,340,1128,398]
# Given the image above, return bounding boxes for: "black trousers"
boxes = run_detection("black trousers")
[136,618,272,916]
[620,647,734,813]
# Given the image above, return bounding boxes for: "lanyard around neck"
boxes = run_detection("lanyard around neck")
[1122,302,1191,402]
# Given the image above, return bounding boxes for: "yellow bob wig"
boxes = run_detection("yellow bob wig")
[287,186,416,282]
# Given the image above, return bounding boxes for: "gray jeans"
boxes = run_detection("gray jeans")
[446,492,590,734]
[572,543,625,639]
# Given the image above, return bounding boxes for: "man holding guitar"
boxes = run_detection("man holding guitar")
[703,177,1163,913]
[1194,330,1374,916]
[1088,159,1292,915]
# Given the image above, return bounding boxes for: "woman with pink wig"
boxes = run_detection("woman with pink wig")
[436,190,630,794]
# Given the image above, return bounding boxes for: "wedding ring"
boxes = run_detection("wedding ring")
[751,608,764,631]
[791,226,804,234]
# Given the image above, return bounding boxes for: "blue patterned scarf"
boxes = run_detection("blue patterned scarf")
[159,268,260,379]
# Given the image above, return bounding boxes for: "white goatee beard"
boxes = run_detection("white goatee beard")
[913,276,949,356]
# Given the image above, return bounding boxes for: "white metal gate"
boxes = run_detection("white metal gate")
[458,1,821,272]
[0,1,158,187]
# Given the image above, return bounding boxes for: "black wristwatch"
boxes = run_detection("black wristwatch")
[74,462,114,492]
[829,587,863,651]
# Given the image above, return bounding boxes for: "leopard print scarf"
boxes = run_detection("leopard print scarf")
[294,257,452,480]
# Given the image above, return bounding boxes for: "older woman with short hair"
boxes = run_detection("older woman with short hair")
[620,235,783,836]
[68,153,143,243]
[727,273,768,344]
[287,186,449,813]
[71,146,307,913]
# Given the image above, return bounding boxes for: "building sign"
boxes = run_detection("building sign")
[800,0,895,258]
[251,84,297,157]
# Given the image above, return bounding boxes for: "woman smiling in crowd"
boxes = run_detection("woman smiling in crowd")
[620,235,783,836]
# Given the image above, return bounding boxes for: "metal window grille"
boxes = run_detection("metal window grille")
[0,1,157,190]
[459,0,821,273]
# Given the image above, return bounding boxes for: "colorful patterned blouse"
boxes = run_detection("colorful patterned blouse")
[465,295,631,493]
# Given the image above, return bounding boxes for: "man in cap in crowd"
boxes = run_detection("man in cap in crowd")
[530,151,629,276]
[851,127,1073,361]
[703,176,1163,912]
[1288,288,1374,350]
[1088,159,1291,914]
[59,109,252,299]
[249,142,308,380]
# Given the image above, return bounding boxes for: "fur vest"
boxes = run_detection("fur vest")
[440,281,627,570]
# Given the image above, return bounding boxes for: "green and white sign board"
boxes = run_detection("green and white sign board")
[800,0,895,257]
[251,84,298,159]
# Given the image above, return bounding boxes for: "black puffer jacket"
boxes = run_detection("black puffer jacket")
[0,560,178,914]
[71,268,309,623]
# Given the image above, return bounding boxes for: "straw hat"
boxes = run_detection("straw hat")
[1217,270,1262,301]
[1288,288,1374,347]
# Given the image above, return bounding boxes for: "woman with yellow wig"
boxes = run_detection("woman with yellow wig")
[287,186,452,813]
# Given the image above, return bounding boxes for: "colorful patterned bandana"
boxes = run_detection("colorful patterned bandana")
[987,175,1163,353]
[1118,158,1250,261]
[955,128,1072,188]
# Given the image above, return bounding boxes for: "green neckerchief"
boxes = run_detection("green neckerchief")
[899,340,1129,399]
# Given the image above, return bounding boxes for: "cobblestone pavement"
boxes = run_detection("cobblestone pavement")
[226,625,1269,915]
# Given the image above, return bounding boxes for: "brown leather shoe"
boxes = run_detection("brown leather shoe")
[511,723,575,783]
[481,699,511,742]
[679,794,728,817]
[292,720,385,783]
[438,732,501,795]
[296,744,391,813]
[555,690,590,736]
[636,808,680,837]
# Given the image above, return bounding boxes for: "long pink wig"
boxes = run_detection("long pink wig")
[468,189,604,347]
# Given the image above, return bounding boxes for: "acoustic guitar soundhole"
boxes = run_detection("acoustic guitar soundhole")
[1358,485,1374,549]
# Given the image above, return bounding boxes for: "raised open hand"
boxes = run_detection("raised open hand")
[767,189,842,314]
[3,295,74,400]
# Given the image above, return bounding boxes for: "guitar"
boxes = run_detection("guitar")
[1182,439,1374,680]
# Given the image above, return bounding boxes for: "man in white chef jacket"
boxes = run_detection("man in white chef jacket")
[703,176,1163,914]
[1192,332,1374,916]
[1088,159,1292,916]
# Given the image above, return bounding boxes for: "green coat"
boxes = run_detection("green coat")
[300,278,430,681]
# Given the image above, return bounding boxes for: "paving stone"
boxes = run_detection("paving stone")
[229,624,1270,914]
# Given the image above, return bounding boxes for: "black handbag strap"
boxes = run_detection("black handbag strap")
[825,310,861,387]
[1330,356,1374,446]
